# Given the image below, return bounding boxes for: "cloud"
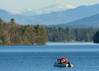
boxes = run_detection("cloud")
[25,2,77,15]
[39,2,76,11]
[57,0,76,9]
[39,2,76,13]
[57,3,76,10]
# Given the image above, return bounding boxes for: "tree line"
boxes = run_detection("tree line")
[47,26,98,42]
[0,18,98,45]
[0,18,48,45]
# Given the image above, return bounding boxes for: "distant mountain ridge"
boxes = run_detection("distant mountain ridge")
[32,4,99,25]
[0,9,34,24]
[0,4,99,25]
[60,14,99,28]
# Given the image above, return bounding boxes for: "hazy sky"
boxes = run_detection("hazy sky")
[0,0,99,13]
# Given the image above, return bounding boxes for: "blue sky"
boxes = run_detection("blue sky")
[0,0,99,13]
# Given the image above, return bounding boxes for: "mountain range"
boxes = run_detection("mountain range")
[0,4,99,27]
[58,14,99,28]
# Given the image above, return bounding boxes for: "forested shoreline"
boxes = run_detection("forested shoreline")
[0,18,48,45]
[0,18,98,45]
[47,26,98,42]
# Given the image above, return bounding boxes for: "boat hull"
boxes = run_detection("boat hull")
[54,63,74,68]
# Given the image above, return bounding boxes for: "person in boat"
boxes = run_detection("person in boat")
[55,57,72,67]
[57,58,68,64]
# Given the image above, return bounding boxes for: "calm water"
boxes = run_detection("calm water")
[0,44,99,71]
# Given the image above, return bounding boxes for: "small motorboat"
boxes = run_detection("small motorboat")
[54,57,74,68]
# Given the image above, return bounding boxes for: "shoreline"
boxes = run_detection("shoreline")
[0,43,99,52]
[46,42,98,45]
[0,42,98,46]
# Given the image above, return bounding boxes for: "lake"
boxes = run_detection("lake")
[0,44,99,71]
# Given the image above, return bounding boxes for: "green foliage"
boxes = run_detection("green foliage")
[0,18,48,45]
[33,25,48,45]
[47,26,98,42]
[0,17,98,45]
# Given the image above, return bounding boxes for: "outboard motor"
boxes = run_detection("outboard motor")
[67,61,72,67]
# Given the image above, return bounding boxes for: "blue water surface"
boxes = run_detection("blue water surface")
[0,44,99,71]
